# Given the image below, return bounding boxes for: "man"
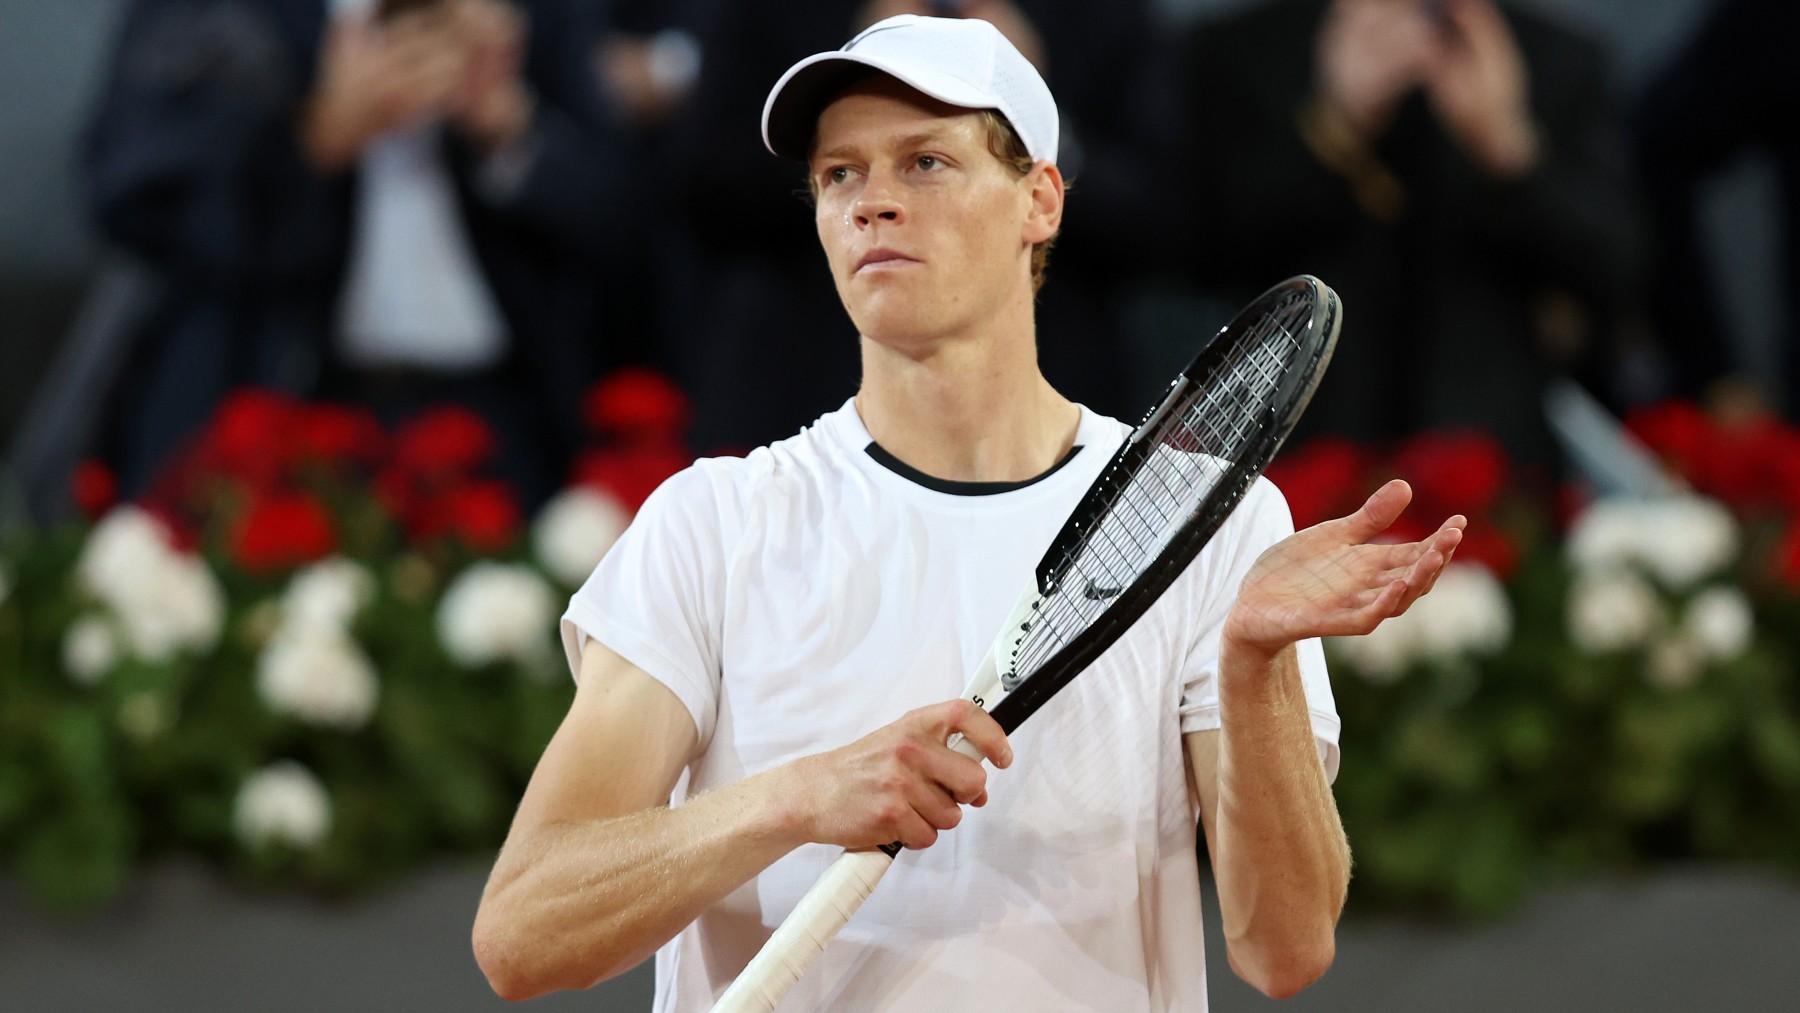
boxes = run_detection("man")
[83,0,632,504]
[473,15,1464,1009]
[1166,0,1644,464]
[657,0,1161,455]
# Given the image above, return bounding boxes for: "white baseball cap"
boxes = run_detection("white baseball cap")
[761,14,1059,165]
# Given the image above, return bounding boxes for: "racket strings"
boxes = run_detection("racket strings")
[1005,291,1312,681]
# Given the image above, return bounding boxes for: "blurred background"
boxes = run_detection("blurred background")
[2,0,1798,1009]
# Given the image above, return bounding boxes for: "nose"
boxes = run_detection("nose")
[852,173,905,229]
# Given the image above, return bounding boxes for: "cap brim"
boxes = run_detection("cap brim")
[762,52,999,161]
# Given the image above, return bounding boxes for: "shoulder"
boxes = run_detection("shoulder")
[643,408,863,528]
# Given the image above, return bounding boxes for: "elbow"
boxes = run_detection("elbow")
[473,907,638,1002]
[1228,928,1336,1000]
[473,910,575,1003]
[472,920,540,1002]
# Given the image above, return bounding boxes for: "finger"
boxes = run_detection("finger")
[1359,578,1408,628]
[932,699,1013,769]
[906,778,966,831]
[1339,479,1414,543]
[895,809,938,851]
[913,741,988,806]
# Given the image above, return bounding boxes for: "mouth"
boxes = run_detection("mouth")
[854,249,920,274]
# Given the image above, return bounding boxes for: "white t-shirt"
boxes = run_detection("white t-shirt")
[561,400,1340,1012]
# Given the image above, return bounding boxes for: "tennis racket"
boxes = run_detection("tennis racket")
[710,275,1341,1013]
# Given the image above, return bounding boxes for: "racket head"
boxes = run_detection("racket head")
[988,275,1340,732]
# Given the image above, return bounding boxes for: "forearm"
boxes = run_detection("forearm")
[473,767,802,1000]
[1211,639,1349,997]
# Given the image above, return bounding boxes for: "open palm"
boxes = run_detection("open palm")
[1224,480,1467,655]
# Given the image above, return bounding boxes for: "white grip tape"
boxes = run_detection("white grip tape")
[708,848,895,1013]
[711,585,1038,1011]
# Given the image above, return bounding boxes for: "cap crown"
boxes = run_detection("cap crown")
[762,14,1059,165]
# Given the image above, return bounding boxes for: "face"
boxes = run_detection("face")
[808,76,1059,351]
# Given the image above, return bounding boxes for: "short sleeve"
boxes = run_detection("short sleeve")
[1175,477,1342,782]
[560,465,728,750]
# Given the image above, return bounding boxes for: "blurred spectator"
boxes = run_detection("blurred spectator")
[1168,0,1645,465]
[1633,0,1799,419]
[83,0,634,506]
[660,0,1164,455]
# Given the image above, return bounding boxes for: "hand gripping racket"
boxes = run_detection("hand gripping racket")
[711,275,1341,1012]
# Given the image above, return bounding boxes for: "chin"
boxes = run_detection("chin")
[847,292,945,346]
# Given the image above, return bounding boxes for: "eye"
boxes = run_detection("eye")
[915,155,941,171]
[821,165,854,187]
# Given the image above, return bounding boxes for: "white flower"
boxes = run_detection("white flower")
[437,561,557,667]
[282,557,375,634]
[1683,586,1754,662]
[532,487,630,588]
[257,627,380,731]
[63,616,119,686]
[1409,563,1513,660]
[233,761,331,850]
[75,506,225,661]
[1329,622,1416,684]
[76,506,170,599]
[1638,497,1738,589]
[1328,563,1511,681]
[1566,496,1737,590]
[1567,569,1662,653]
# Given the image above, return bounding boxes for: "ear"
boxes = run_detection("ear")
[1022,161,1064,245]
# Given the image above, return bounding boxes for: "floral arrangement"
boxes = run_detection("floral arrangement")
[1272,406,1800,915]
[0,370,687,911]
[3,385,1798,918]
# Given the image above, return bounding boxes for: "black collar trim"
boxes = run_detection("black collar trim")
[863,441,1083,496]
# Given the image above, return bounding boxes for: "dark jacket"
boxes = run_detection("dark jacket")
[1168,0,1646,463]
[84,0,632,493]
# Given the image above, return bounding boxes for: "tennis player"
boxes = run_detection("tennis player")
[474,14,1465,1009]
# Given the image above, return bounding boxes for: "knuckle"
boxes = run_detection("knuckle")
[890,736,923,767]
[876,800,910,829]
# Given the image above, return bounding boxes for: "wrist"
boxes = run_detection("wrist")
[748,755,819,850]
[1220,629,1284,673]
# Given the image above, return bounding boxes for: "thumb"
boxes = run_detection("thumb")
[1341,479,1413,542]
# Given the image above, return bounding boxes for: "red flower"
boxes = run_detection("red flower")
[572,443,690,512]
[71,460,117,520]
[300,403,386,468]
[1694,416,1796,511]
[393,407,495,479]
[1774,521,1800,588]
[231,493,336,574]
[1452,524,1520,579]
[1267,437,1370,529]
[1391,431,1509,518]
[583,368,691,438]
[205,389,304,488]
[440,480,520,552]
[1625,400,1712,480]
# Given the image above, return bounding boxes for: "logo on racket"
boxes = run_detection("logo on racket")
[1083,578,1124,601]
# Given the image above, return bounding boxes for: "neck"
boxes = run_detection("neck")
[854,301,1079,483]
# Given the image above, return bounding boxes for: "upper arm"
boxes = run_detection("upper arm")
[508,636,699,836]
[1184,728,1222,864]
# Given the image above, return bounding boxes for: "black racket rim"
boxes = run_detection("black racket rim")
[988,275,1340,733]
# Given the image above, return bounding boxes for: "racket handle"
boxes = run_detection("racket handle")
[708,848,895,1013]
